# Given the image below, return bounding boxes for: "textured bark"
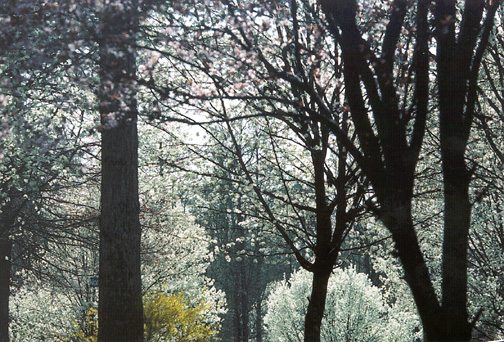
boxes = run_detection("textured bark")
[239,264,249,342]
[97,1,144,341]
[0,202,18,342]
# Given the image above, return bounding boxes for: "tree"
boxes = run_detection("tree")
[0,1,103,339]
[316,0,501,340]
[0,57,94,342]
[97,0,144,340]
[8,148,226,341]
[216,109,365,342]
[464,13,504,338]
[137,0,504,339]
[136,4,369,340]
[264,267,420,342]
[191,134,291,342]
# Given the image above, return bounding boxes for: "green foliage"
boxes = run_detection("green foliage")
[144,291,218,342]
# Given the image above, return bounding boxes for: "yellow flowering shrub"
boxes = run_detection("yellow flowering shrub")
[58,292,217,342]
[144,291,217,342]
[61,307,98,342]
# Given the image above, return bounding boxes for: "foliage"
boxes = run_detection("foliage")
[7,122,226,341]
[45,292,218,342]
[143,291,218,342]
[9,284,77,341]
[264,267,421,342]
[4,1,504,341]
[67,308,98,342]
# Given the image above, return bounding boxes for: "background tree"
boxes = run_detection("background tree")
[0,4,99,337]
[265,267,420,342]
[189,125,292,342]
[466,9,504,339]
[135,2,376,340]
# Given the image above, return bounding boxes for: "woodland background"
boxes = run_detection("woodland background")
[1,0,504,341]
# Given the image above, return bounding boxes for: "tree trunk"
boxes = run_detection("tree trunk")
[239,264,249,342]
[304,267,332,342]
[381,202,445,341]
[0,231,12,342]
[0,202,18,342]
[255,298,262,342]
[97,1,144,341]
[98,123,143,341]
[233,298,241,342]
[439,104,473,342]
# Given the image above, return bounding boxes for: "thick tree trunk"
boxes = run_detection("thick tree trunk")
[304,267,332,342]
[99,123,143,341]
[381,202,445,341]
[439,111,472,341]
[97,1,144,341]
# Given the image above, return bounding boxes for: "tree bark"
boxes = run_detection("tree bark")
[381,201,445,341]
[255,297,262,342]
[0,229,12,342]
[97,1,144,341]
[304,267,332,342]
[0,201,19,342]
[239,263,249,342]
[438,68,473,342]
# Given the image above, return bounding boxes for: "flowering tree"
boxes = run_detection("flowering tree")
[135,0,504,340]
[264,267,421,342]
[8,179,226,342]
[137,3,370,339]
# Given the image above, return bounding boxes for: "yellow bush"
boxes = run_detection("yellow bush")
[61,307,98,342]
[59,292,216,342]
[143,291,217,342]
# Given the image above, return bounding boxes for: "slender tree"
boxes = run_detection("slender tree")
[135,3,367,340]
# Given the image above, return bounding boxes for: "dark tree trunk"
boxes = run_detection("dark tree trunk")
[233,298,241,342]
[317,0,501,340]
[304,267,332,342]
[255,297,262,342]
[435,0,498,339]
[98,121,144,342]
[0,202,18,342]
[0,231,12,342]
[437,65,474,342]
[381,201,445,341]
[97,1,144,341]
[239,264,249,342]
